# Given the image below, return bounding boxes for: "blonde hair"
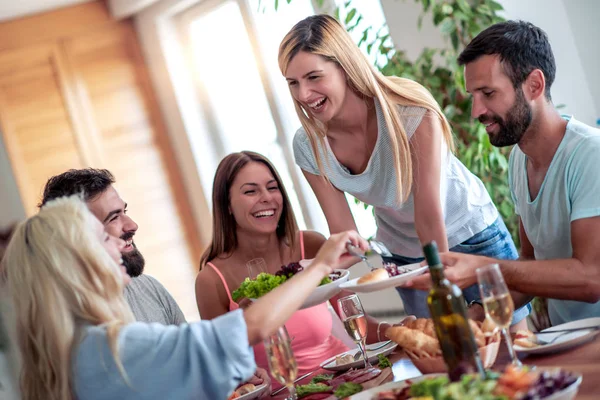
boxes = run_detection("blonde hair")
[1,195,134,400]
[278,14,455,203]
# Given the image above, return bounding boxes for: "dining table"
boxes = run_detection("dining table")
[272,334,600,399]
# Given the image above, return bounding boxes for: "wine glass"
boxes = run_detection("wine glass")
[476,264,522,367]
[264,326,298,400]
[337,294,371,368]
[246,258,267,279]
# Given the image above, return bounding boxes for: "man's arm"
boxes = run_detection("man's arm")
[427,216,600,303]
[510,219,535,309]
[500,216,600,303]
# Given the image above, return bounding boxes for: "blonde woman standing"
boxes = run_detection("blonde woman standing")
[1,195,366,400]
[278,14,530,325]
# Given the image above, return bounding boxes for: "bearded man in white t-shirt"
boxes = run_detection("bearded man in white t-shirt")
[405,20,600,326]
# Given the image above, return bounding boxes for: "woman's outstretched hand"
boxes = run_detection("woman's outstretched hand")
[312,230,369,272]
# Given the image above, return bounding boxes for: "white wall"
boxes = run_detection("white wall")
[500,0,598,126]
[380,0,446,62]
[0,133,25,228]
[381,0,600,127]
[563,0,600,125]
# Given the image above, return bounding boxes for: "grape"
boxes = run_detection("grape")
[275,262,304,278]
[383,262,411,277]
[518,370,577,400]
[275,262,341,282]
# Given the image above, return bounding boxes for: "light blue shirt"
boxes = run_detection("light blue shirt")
[509,116,600,325]
[73,309,256,400]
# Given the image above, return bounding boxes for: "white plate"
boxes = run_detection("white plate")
[349,374,441,399]
[250,269,349,310]
[301,269,350,309]
[349,372,583,400]
[235,383,268,400]
[514,317,600,356]
[339,263,427,293]
[319,340,398,371]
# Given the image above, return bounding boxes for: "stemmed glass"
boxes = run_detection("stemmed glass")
[264,326,298,400]
[246,258,267,279]
[476,264,522,367]
[338,294,371,368]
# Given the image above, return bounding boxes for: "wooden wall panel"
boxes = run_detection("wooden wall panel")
[0,1,202,320]
[0,44,85,213]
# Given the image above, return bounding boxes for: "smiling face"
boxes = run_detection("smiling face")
[86,186,145,277]
[92,216,130,286]
[229,162,283,235]
[465,55,533,147]
[285,51,349,123]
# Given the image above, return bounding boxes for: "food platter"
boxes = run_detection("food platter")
[349,370,582,400]
[340,263,427,293]
[300,269,350,309]
[319,341,398,371]
[514,317,600,356]
[249,269,350,309]
[228,383,268,400]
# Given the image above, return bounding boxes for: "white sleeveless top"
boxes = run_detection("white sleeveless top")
[293,100,498,258]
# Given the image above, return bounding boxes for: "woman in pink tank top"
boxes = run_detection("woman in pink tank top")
[195,152,360,391]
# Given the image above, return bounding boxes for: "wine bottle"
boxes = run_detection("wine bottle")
[423,241,485,381]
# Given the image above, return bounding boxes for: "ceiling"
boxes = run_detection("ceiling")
[0,0,92,23]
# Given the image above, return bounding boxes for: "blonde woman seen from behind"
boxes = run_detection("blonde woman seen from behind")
[278,14,530,328]
[1,195,367,400]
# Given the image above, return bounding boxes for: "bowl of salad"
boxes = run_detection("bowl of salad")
[233,262,350,309]
[349,366,582,400]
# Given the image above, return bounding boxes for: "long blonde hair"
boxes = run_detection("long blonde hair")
[199,151,298,269]
[278,14,455,203]
[1,196,134,400]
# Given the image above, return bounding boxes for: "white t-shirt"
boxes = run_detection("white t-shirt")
[509,116,600,325]
[293,100,498,258]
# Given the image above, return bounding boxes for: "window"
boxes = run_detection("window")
[178,0,382,239]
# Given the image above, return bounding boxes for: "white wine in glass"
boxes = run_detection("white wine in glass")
[476,264,522,367]
[246,258,267,279]
[264,326,298,400]
[338,294,371,368]
[343,314,368,342]
[483,292,514,328]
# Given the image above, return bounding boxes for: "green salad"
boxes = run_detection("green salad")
[377,353,392,369]
[232,271,332,302]
[232,273,287,302]
[296,382,332,398]
[334,382,363,398]
[409,374,507,400]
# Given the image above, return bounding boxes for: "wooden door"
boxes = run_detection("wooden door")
[0,2,201,320]
[0,43,86,212]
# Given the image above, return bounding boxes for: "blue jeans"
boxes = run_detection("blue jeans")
[391,217,531,324]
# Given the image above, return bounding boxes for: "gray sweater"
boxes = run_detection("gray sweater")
[124,275,186,325]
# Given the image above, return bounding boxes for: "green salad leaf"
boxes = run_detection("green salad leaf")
[232,271,335,302]
[334,382,362,398]
[320,276,332,285]
[310,374,334,384]
[409,375,506,400]
[232,273,287,302]
[296,382,332,398]
[377,353,391,369]
[409,376,449,398]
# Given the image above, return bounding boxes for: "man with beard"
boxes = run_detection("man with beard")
[405,21,600,325]
[40,168,186,325]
